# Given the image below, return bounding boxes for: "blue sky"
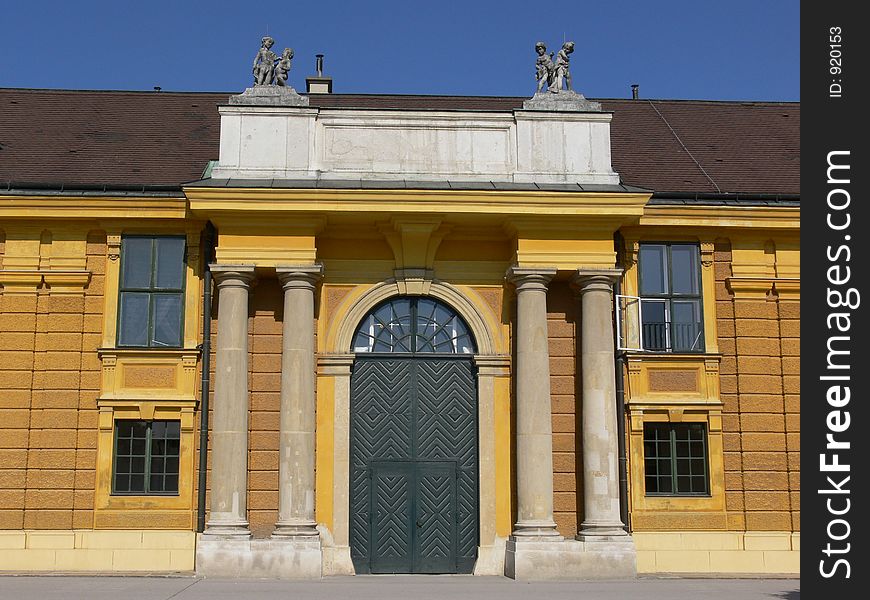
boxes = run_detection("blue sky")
[1,0,799,100]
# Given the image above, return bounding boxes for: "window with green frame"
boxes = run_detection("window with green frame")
[638,243,704,352]
[643,422,709,496]
[117,236,185,347]
[113,420,180,495]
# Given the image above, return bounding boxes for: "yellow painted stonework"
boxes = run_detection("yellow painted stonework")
[1,181,800,574]
[634,531,799,574]
[0,530,195,572]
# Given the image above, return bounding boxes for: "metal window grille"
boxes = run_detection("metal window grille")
[643,422,709,496]
[352,297,476,355]
[112,420,181,495]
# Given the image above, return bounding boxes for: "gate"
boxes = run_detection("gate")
[348,297,478,574]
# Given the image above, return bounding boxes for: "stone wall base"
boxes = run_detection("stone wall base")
[504,536,637,580]
[473,537,508,575]
[321,545,355,575]
[0,530,195,572]
[195,535,322,579]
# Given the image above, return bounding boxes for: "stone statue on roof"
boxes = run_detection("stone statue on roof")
[551,41,575,93]
[253,36,279,86]
[230,37,309,106]
[535,42,555,94]
[275,48,294,87]
[524,40,601,111]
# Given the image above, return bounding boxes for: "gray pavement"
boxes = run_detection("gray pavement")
[0,575,799,599]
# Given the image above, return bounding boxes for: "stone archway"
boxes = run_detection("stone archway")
[319,280,509,576]
[348,296,479,574]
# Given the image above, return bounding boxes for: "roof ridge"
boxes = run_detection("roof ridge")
[0,88,800,105]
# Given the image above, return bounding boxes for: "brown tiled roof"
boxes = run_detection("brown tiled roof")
[0,88,799,196]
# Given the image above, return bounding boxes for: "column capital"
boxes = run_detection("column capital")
[506,266,557,292]
[210,264,256,289]
[276,263,324,291]
[572,268,623,294]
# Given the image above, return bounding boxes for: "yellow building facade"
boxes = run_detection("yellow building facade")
[0,88,799,577]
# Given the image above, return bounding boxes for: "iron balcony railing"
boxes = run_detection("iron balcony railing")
[642,321,704,352]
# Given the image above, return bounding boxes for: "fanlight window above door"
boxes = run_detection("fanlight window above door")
[353,297,476,354]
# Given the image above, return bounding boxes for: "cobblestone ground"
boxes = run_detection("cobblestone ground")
[0,575,799,600]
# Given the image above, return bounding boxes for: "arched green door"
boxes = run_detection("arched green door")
[349,297,478,574]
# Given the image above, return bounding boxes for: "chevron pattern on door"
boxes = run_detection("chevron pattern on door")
[414,463,458,573]
[415,359,478,569]
[349,356,478,574]
[350,359,413,568]
[370,464,413,573]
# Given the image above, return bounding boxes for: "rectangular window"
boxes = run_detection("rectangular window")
[643,422,709,496]
[113,420,181,495]
[118,236,186,347]
[639,243,704,352]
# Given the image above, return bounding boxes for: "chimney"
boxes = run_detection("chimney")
[631,84,639,100]
[306,54,333,94]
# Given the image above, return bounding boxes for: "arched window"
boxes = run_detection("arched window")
[352,297,476,354]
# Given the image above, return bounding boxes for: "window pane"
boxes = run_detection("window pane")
[116,421,134,439]
[130,474,145,493]
[118,293,150,346]
[115,457,130,474]
[151,294,183,347]
[114,420,180,496]
[639,244,668,295]
[151,457,166,475]
[151,421,166,438]
[115,474,130,492]
[132,421,147,439]
[671,245,700,294]
[641,300,668,350]
[676,475,692,494]
[672,300,703,351]
[121,237,153,289]
[353,330,374,353]
[644,423,708,496]
[154,238,185,289]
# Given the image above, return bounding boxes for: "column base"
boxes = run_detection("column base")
[272,521,320,538]
[202,520,252,540]
[504,536,636,580]
[577,519,631,540]
[195,535,322,579]
[512,519,563,540]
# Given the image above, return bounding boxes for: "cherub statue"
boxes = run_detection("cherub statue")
[275,48,294,87]
[551,41,575,93]
[252,36,278,86]
[534,42,555,93]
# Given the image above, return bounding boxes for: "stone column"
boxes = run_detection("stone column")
[507,267,561,539]
[573,269,629,539]
[204,265,256,538]
[273,265,323,537]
